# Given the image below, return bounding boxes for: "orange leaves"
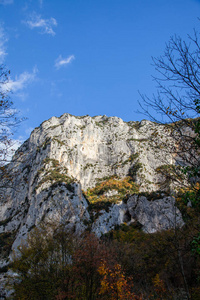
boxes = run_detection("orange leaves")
[98,260,142,300]
[86,176,139,214]
[68,233,113,299]
[88,176,136,196]
[86,176,139,205]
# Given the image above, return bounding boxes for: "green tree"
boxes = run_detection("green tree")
[12,224,76,300]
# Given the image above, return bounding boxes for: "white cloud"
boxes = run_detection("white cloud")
[55,55,75,69]
[2,67,37,93]
[24,13,57,36]
[0,25,8,62]
[0,0,13,5]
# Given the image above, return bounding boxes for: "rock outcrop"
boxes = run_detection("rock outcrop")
[0,113,184,267]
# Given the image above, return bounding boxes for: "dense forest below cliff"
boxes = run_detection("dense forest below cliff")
[10,193,200,300]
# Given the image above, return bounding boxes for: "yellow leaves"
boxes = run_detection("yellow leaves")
[152,274,167,298]
[98,260,141,300]
[153,274,164,289]
[177,182,200,200]
[86,176,139,205]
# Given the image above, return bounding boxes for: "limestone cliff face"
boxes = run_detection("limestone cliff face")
[17,113,173,190]
[0,113,183,265]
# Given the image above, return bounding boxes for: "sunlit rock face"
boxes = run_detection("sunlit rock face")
[22,113,174,191]
[0,113,183,261]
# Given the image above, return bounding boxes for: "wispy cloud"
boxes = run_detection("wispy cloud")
[0,25,8,62]
[2,67,38,93]
[24,13,57,36]
[38,0,43,8]
[15,92,29,102]
[0,0,13,5]
[55,55,75,69]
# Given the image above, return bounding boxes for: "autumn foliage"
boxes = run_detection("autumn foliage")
[98,260,142,300]
[86,176,139,207]
[9,204,200,300]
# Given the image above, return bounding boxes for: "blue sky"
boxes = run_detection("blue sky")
[0,0,200,141]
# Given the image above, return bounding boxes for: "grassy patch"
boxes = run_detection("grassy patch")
[42,137,51,150]
[48,124,60,130]
[35,158,73,190]
[128,162,143,178]
[83,163,94,171]
[52,138,65,146]
[85,176,139,214]
[121,152,139,166]
[127,138,148,142]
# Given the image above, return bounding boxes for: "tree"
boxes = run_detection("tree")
[98,260,142,300]
[139,27,200,300]
[139,30,200,188]
[0,64,21,165]
[57,232,115,300]
[13,230,118,300]
[12,224,76,300]
[139,30,200,120]
[0,64,24,197]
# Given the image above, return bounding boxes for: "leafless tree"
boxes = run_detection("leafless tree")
[139,28,200,300]
[139,29,200,188]
[0,64,24,195]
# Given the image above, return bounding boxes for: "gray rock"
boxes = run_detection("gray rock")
[0,113,184,256]
[92,202,127,237]
[0,113,187,298]
[127,194,184,233]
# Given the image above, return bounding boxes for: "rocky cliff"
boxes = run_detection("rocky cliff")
[0,113,184,268]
